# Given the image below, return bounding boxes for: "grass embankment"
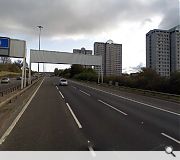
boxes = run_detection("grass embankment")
[0,71,21,78]
[0,64,21,78]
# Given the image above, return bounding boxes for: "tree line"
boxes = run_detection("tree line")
[0,57,24,73]
[54,64,97,81]
[54,65,180,95]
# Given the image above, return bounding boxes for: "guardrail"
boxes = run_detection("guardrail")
[101,82,180,102]
[0,84,21,97]
[0,77,42,109]
[0,77,38,97]
[74,79,180,102]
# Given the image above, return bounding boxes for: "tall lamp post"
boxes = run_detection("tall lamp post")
[37,25,43,73]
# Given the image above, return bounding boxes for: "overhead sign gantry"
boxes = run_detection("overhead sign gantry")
[0,37,27,89]
[30,49,103,83]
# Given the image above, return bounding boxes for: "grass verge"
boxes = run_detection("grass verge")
[0,71,21,78]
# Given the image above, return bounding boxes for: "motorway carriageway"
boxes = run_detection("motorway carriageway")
[0,77,179,151]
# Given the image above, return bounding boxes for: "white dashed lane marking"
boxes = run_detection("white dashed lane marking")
[66,103,82,129]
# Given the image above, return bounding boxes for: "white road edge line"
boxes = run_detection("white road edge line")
[0,78,45,145]
[58,91,64,99]
[98,99,127,116]
[161,133,180,144]
[56,86,59,90]
[88,146,96,157]
[66,103,82,129]
[72,81,180,116]
[79,90,91,96]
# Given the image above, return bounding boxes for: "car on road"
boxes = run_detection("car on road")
[1,77,10,84]
[16,77,22,80]
[59,78,68,86]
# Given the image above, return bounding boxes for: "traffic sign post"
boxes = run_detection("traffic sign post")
[21,44,26,90]
[21,57,25,89]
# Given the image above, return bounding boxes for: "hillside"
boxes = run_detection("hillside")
[0,64,21,78]
[0,64,21,72]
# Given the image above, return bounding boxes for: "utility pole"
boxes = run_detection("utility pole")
[37,25,43,73]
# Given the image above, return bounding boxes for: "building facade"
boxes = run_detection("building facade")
[94,40,122,76]
[146,25,180,77]
[73,47,92,55]
[73,47,92,68]
[169,26,180,73]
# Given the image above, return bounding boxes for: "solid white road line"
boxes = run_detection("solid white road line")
[161,133,180,144]
[79,90,91,96]
[66,103,82,129]
[0,78,45,145]
[56,86,58,90]
[98,99,128,116]
[58,91,64,99]
[72,81,180,116]
[88,146,96,157]
[88,140,96,157]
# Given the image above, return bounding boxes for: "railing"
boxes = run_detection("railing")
[0,77,38,97]
[0,77,41,109]
[0,84,21,97]
[75,79,180,102]
[102,82,180,102]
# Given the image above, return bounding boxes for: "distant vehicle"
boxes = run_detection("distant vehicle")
[59,78,68,86]
[16,77,22,80]
[1,77,10,83]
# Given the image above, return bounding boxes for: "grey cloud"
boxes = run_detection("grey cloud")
[0,0,178,37]
[158,0,180,29]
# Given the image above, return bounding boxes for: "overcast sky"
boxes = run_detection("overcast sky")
[0,0,179,72]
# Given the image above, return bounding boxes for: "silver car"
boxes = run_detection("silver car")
[1,77,10,83]
[59,78,68,86]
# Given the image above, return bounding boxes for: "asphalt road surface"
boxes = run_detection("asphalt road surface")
[0,77,179,151]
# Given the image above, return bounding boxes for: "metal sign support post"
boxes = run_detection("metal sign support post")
[97,66,100,84]
[24,57,27,88]
[29,55,31,85]
[28,63,31,85]
[21,56,25,89]
[21,43,26,89]
[101,65,103,84]
[43,63,44,73]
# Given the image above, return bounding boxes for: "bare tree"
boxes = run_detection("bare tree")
[130,62,144,73]
[0,56,11,64]
[13,59,22,68]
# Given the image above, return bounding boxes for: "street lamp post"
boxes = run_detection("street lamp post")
[37,25,43,73]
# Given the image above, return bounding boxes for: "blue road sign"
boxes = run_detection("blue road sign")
[0,38,9,49]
